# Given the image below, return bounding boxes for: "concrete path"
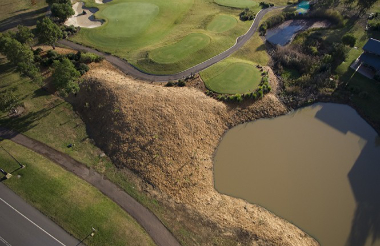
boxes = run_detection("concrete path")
[59,6,282,82]
[0,127,181,246]
[0,183,79,246]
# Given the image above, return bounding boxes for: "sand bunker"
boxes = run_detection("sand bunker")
[65,2,102,28]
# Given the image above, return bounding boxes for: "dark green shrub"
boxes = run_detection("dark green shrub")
[33,48,43,56]
[177,80,186,87]
[47,50,59,58]
[76,63,89,75]
[165,81,174,87]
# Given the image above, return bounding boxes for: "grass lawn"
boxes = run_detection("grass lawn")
[149,33,210,64]
[207,14,238,33]
[214,0,258,9]
[100,2,159,38]
[71,0,252,74]
[0,140,155,246]
[201,58,261,94]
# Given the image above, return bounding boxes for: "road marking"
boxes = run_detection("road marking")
[0,235,12,246]
[0,198,66,246]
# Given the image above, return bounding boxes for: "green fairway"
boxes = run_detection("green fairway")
[149,33,210,64]
[207,15,237,33]
[214,0,258,9]
[101,2,159,38]
[201,58,261,94]
[71,0,253,74]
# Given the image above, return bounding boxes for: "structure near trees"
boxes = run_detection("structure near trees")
[351,38,380,79]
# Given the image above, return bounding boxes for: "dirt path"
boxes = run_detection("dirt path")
[0,127,181,246]
[58,6,283,82]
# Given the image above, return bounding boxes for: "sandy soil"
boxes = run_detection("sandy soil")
[71,59,320,246]
[64,2,102,28]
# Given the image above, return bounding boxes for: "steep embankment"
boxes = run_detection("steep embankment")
[74,61,319,246]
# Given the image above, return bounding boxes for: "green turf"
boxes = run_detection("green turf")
[71,0,253,74]
[0,140,156,246]
[149,33,210,64]
[214,0,258,8]
[207,15,237,33]
[101,2,159,38]
[201,58,261,94]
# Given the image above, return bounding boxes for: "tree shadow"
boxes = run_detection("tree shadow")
[0,7,47,32]
[314,103,380,246]
[0,101,64,133]
[255,43,266,52]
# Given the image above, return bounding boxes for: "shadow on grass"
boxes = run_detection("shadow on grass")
[255,43,266,52]
[0,7,47,32]
[0,101,65,133]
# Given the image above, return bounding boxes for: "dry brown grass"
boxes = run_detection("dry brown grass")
[71,60,320,246]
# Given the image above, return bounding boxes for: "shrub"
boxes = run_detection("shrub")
[342,34,356,47]
[79,52,103,63]
[33,48,43,55]
[240,8,255,21]
[0,90,18,112]
[309,9,343,26]
[165,81,174,87]
[177,80,186,87]
[76,63,89,75]
[47,49,59,58]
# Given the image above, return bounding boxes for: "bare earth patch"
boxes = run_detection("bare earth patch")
[65,2,102,28]
[71,59,320,246]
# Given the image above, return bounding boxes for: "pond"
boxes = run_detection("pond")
[265,19,330,46]
[214,103,380,246]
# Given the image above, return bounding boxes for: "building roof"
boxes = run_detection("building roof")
[363,38,380,56]
[359,52,380,71]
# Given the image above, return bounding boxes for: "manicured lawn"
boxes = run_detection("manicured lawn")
[71,0,252,74]
[101,2,159,38]
[0,140,155,246]
[214,0,258,8]
[201,58,261,94]
[149,33,210,64]
[207,14,238,33]
[0,0,46,23]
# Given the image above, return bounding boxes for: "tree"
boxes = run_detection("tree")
[51,3,74,22]
[0,34,42,82]
[342,34,356,47]
[36,17,62,49]
[0,90,18,113]
[357,0,377,16]
[15,25,34,47]
[52,58,81,96]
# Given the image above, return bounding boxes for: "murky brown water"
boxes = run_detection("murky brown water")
[214,103,380,246]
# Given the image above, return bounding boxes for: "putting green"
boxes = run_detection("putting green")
[207,15,237,33]
[214,0,258,8]
[201,59,261,94]
[149,33,210,64]
[101,2,159,38]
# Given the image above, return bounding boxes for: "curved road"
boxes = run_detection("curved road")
[0,127,180,246]
[59,6,282,82]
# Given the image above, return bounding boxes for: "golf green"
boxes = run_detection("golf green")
[214,0,258,8]
[207,15,237,33]
[101,2,159,38]
[201,60,261,94]
[149,33,211,64]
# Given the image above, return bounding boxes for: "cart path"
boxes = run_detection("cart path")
[59,6,282,82]
[0,127,181,246]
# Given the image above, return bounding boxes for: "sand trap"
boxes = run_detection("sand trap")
[65,2,102,28]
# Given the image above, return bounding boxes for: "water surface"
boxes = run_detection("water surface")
[214,103,380,246]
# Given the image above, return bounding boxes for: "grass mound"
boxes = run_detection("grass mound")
[214,0,258,9]
[207,15,237,33]
[101,2,159,38]
[149,33,210,64]
[201,58,261,94]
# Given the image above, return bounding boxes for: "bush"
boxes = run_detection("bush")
[177,80,186,87]
[47,49,59,58]
[342,34,356,47]
[240,8,255,21]
[309,9,343,26]
[33,48,43,55]
[165,81,174,87]
[76,63,89,75]
[0,90,18,112]
[79,52,103,63]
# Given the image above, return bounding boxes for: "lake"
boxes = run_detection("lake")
[214,103,380,246]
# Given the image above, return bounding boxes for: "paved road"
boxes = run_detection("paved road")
[59,6,282,82]
[0,183,79,246]
[0,127,181,246]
